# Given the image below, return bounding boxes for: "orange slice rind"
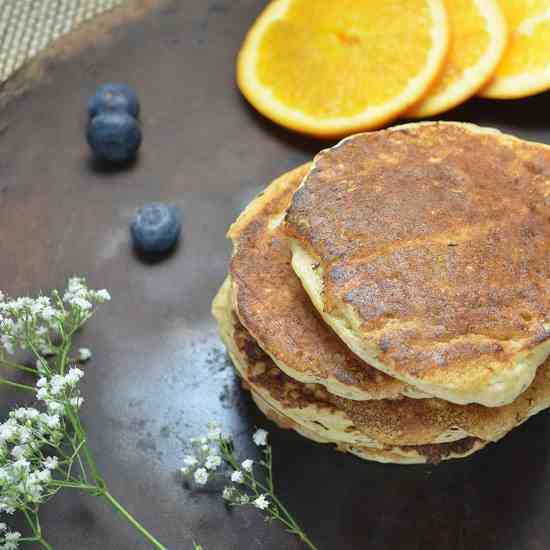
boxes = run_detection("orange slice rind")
[480,0,550,99]
[408,0,508,118]
[237,0,450,138]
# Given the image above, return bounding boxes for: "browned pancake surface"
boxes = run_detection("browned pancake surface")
[232,314,550,445]
[286,123,550,386]
[229,164,408,400]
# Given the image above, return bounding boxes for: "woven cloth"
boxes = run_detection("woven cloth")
[0,0,125,83]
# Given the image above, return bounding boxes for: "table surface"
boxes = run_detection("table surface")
[1,1,550,549]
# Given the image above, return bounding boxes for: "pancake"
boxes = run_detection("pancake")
[251,391,486,465]
[285,122,550,407]
[212,277,550,447]
[228,164,421,401]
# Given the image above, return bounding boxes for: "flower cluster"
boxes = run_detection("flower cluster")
[180,424,317,549]
[181,424,271,511]
[0,279,113,550]
[0,523,21,550]
[0,407,64,548]
[0,410,63,500]
[0,277,110,358]
[36,367,85,414]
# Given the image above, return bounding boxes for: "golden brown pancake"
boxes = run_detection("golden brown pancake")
[228,164,418,401]
[212,277,550,448]
[251,391,486,465]
[285,122,550,407]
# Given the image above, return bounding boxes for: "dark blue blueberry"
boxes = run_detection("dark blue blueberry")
[88,83,140,119]
[86,111,142,163]
[130,203,182,254]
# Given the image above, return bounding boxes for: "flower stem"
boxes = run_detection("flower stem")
[102,490,168,550]
[0,359,37,374]
[0,377,35,392]
[38,539,54,550]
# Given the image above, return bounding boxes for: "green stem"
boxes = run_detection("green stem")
[49,480,98,491]
[38,539,54,550]
[0,377,35,392]
[22,509,53,550]
[220,443,317,550]
[102,490,168,550]
[0,359,37,374]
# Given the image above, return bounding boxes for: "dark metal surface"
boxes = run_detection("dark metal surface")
[1,1,550,548]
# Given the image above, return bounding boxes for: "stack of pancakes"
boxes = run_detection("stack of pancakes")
[212,122,550,464]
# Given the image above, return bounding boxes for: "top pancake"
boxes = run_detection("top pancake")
[228,164,419,401]
[285,122,550,407]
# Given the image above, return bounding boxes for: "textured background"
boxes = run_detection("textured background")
[0,0,124,82]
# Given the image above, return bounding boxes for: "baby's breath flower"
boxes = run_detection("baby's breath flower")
[237,494,250,505]
[65,367,84,385]
[182,422,317,549]
[253,494,269,511]
[78,348,92,362]
[207,427,222,441]
[194,468,209,486]
[69,397,84,409]
[3,530,21,550]
[222,487,235,501]
[241,459,253,473]
[252,429,268,447]
[205,454,222,471]
[231,470,244,484]
[183,455,198,468]
[43,456,58,470]
[95,289,111,302]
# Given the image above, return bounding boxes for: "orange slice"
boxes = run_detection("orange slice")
[480,0,550,98]
[237,0,449,138]
[408,0,507,118]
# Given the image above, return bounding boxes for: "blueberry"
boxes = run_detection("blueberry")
[86,111,142,163]
[88,83,140,119]
[130,203,182,254]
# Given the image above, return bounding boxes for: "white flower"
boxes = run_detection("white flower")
[1,336,14,355]
[3,531,21,550]
[207,427,222,441]
[49,375,66,396]
[78,348,92,362]
[0,420,17,442]
[71,297,92,311]
[222,486,235,501]
[42,414,60,430]
[253,429,268,447]
[65,367,84,385]
[231,470,244,484]
[241,459,253,473]
[205,454,222,471]
[194,468,209,485]
[183,455,198,468]
[46,401,64,414]
[43,456,58,470]
[11,446,27,460]
[238,494,250,505]
[253,494,269,510]
[180,467,191,476]
[36,387,49,401]
[96,289,111,301]
[69,397,84,408]
[201,444,210,453]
